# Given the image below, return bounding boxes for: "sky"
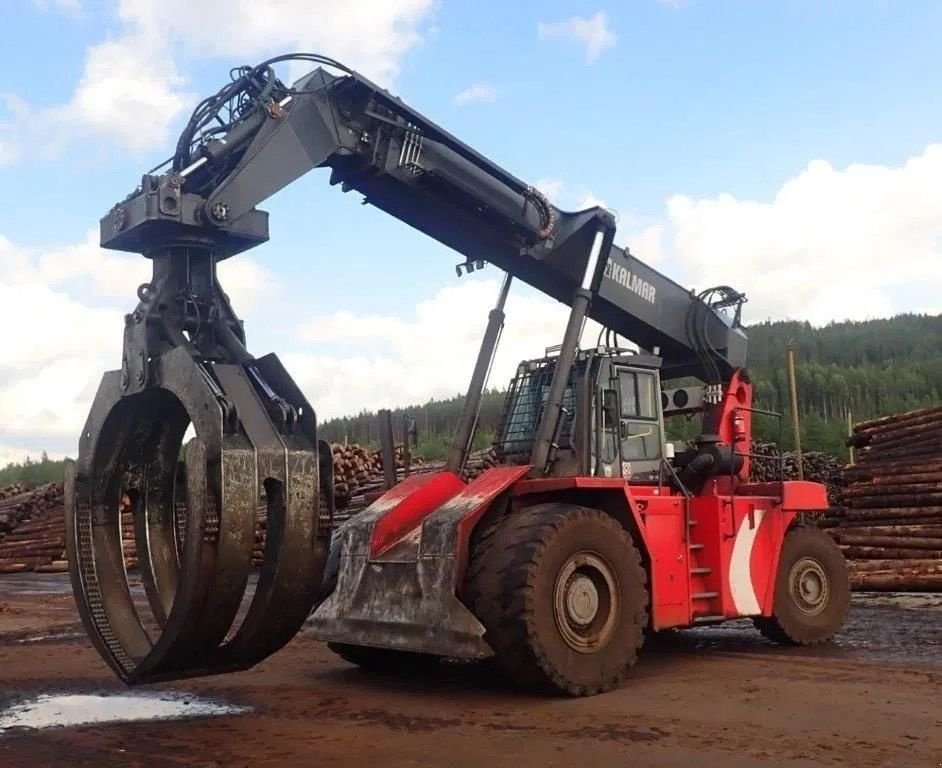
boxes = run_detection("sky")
[0,0,940,464]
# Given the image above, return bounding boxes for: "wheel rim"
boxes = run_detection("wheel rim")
[553,551,619,653]
[788,557,830,615]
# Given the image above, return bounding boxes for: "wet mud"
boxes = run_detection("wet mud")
[0,574,938,767]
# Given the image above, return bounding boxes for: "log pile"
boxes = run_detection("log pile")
[749,442,843,504]
[331,443,424,506]
[0,483,67,574]
[830,405,942,591]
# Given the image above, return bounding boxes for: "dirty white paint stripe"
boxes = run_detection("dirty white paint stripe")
[729,509,765,616]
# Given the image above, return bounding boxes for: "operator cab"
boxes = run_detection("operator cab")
[495,347,666,482]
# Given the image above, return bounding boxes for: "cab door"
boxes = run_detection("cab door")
[612,366,665,481]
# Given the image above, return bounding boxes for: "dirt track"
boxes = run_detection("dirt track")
[0,574,939,767]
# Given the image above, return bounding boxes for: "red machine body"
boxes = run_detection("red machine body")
[310,374,830,659]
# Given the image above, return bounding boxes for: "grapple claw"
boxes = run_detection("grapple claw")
[67,347,326,684]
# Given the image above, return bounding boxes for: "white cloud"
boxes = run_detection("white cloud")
[535,178,565,202]
[116,0,435,85]
[453,82,498,106]
[53,35,190,152]
[578,193,608,210]
[0,444,67,468]
[283,143,942,418]
[537,11,617,63]
[0,139,17,167]
[217,258,279,314]
[535,178,609,213]
[638,144,942,325]
[31,0,82,13]
[0,231,278,453]
[2,0,436,163]
[0,94,28,166]
[288,279,608,418]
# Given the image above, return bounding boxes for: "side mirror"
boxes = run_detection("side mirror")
[602,390,618,428]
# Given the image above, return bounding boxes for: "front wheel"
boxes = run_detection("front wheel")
[754,526,850,645]
[467,503,649,696]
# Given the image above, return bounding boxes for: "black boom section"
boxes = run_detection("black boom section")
[596,245,747,381]
[101,63,746,383]
[160,66,745,382]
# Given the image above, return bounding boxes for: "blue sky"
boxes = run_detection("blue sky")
[0,0,940,462]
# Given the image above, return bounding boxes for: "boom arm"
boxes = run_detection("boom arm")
[102,57,746,385]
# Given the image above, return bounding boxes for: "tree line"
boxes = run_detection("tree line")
[321,313,942,460]
[3,313,939,483]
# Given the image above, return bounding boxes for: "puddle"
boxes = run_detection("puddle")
[0,692,250,734]
[14,630,84,644]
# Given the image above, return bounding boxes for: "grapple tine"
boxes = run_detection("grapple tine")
[131,400,189,628]
[212,361,326,666]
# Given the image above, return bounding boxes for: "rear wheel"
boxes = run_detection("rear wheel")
[754,526,850,645]
[467,503,648,696]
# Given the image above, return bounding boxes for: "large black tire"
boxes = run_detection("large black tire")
[754,526,850,645]
[467,503,648,696]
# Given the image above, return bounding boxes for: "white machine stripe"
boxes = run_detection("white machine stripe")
[728,509,766,616]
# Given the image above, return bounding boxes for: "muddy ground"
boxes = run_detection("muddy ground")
[0,574,938,767]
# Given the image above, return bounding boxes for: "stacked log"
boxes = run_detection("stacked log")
[0,483,67,573]
[331,443,424,505]
[749,442,843,505]
[832,405,942,591]
[0,442,546,574]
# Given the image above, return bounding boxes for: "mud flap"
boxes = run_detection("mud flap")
[307,466,530,658]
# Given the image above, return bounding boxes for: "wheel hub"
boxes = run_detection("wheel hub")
[553,552,618,653]
[565,574,600,626]
[789,557,830,615]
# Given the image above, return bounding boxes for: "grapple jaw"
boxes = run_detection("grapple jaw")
[68,210,328,683]
[67,348,327,684]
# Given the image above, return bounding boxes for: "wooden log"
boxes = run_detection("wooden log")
[855,441,942,461]
[863,428,942,453]
[844,471,942,486]
[843,506,942,520]
[858,419,942,444]
[34,561,69,573]
[833,535,942,550]
[847,558,942,572]
[850,572,942,591]
[840,545,942,559]
[843,459,942,479]
[844,493,942,509]
[0,535,65,546]
[853,404,942,433]
[842,482,942,498]
[0,556,52,568]
[832,524,942,536]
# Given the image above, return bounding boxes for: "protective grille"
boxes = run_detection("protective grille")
[495,359,578,460]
